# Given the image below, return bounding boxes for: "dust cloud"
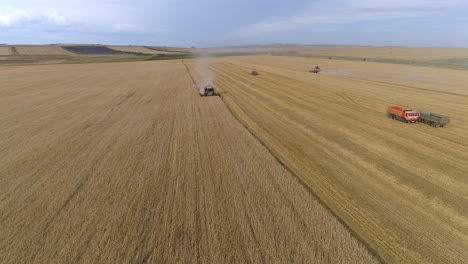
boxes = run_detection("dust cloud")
[195,56,216,87]
[192,48,225,93]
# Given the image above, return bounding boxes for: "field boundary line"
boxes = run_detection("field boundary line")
[182,60,201,94]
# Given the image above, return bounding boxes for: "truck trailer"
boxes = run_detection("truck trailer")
[419,112,450,127]
[387,106,419,123]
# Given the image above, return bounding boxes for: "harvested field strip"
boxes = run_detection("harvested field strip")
[208,59,468,263]
[62,46,129,55]
[0,47,10,55]
[145,46,191,53]
[0,55,73,66]
[0,60,377,263]
[145,53,194,61]
[296,46,468,61]
[14,46,75,55]
[230,55,468,95]
[107,46,163,54]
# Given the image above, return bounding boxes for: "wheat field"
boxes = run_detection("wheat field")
[107,46,173,54]
[231,55,468,96]
[0,47,10,55]
[296,46,468,60]
[15,45,76,55]
[14,46,76,55]
[0,60,377,263]
[204,56,468,263]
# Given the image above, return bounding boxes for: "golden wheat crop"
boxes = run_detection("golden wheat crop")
[295,46,468,60]
[14,45,76,55]
[107,46,177,54]
[205,55,468,264]
[0,47,10,55]
[0,60,377,263]
[231,55,468,96]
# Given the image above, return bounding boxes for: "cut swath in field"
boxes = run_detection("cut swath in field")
[13,46,76,56]
[207,57,468,264]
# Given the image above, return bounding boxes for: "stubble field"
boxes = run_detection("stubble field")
[296,46,468,60]
[203,55,468,263]
[14,46,76,55]
[233,55,468,96]
[0,60,377,263]
[2,48,467,263]
[108,46,184,55]
[0,47,10,55]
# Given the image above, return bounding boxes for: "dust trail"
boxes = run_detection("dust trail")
[195,57,215,86]
[192,53,224,94]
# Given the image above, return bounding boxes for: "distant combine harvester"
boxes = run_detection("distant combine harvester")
[310,66,321,73]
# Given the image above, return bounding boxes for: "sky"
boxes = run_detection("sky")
[1,0,468,47]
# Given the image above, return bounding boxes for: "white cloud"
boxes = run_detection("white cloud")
[1,0,466,46]
[0,10,142,35]
[112,23,136,32]
[0,12,27,27]
[231,0,467,36]
[345,0,463,10]
[49,12,67,25]
[0,11,71,29]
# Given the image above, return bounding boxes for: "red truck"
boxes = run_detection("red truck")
[387,106,419,123]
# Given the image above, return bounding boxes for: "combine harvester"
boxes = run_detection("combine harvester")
[310,66,321,73]
[200,84,219,96]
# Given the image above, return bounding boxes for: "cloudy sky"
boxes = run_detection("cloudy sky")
[1,0,467,47]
